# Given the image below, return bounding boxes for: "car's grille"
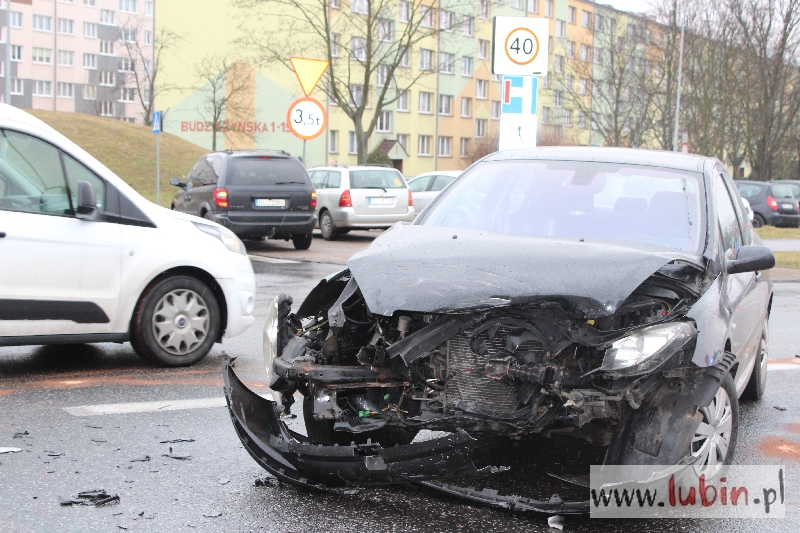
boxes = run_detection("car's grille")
[444,325,545,418]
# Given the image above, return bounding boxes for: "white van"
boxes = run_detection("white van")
[0,104,255,366]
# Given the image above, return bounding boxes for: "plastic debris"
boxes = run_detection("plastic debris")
[774,406,787,411]
[218,478,230,485]
[203,511,222,518]
[162,447,191,460]
[547,515,565,531]
[159,438,195,444]
[0,447,22,454]
[254,477,277,487]
[59,489,120,507]
[130,456,151,462]
[13,431,29,439]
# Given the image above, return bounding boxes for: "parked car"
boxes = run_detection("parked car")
[171,151,317,250]
[0,104,256,366]
[407,171,461,213]
[735,180,800,228]
[224,147,774,510]
[307,165,415,240]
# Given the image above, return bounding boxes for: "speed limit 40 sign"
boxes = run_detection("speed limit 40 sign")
[492,16,549,76]
[286,96,327,140]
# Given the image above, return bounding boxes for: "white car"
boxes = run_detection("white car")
[406,171,461,213]
[0,104,255,366]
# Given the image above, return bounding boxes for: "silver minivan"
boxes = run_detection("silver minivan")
[308,165,415,240]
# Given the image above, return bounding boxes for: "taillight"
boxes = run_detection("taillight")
[213,187,229,208]
[408,188,413,207]
[310,189,317,208]
[339,189,352,207]
[767,195,778,211]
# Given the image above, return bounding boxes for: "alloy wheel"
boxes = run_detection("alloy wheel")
[151,289,210,355]
[690,386,733,471]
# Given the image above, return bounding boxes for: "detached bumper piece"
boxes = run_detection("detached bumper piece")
[223,359,493,490]
[418,482,589,515]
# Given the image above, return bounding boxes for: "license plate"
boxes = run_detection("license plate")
[368,197,393,206]
[781,203,793,209]
[254,198,286,207]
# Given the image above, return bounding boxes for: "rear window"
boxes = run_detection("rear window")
[736,183,763,199]
[350,169,406,189]
[771,183,796,198]
[226,157,309,186]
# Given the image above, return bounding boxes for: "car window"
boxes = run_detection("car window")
[185,158,205,188]
[226,157,309,186]
[715,174,743,253]
[327,171,342,188]
[310,171,327,189]
[198,157,222,186]
[770,184,795,198]
[431,175,455,191]
[409,176,432,192]
[0,129,72,215]
[63,153,107,212]
[350,169,406,189]
[783,183,800,198]
[736,183,763,199]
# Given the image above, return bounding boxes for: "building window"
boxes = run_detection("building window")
[58,18,74,34]
[460,137,470,157]
[461,97,472,117]
[122,28,137,43]
[145,1,153,15]
[348,131,358,154]
[376,111,392,132]
[0,60,3,77]
[32,81,52,97]
[462,15,474,36]
[378,19,393,42]
[568,6,576,24]
[33,15,52,32]
[437,136,452,157]
[331,34,340,57]
[475,118,487,138]
[396,89,409,111]
[121,87,137,102]
[82,84,97,100]
[439,10,453,31]
[580,44,590,62]
[352,0,368,14]
[593,47,602,65]
[100,10,115,25]
[119,0,138,13]
[578,110,587,128]
[478,0,488,19]
[438,94,453,115]
[99,101,115,117]
[421,6,433,27]
[476,79,488,99]
[10,11,22,28]
[84,0,97,6]
[439,52,454,74]
[57,82,74,97]
[399,48,410,67]
[99,70,115,86]
[350,37,366,61]
[545,0,554,17]
[565,74,574,91]
[478,39,490,60]
[118,57,135,72]
[10,45,22,62]
[491,100,500,119]
[553,90,563,108]
[84,22,98,38]
[144,31,152,46]
[349,84,364,106]
[329,130,338,153]
[58,50,74,66]
[10,78,24,95]
[527,0,538,13]
[100,41,115,55]
[555,20,566,38]
[511,0,522,8]
[542,106,549,124]
[397,133,409,151]
[582,10,591,28]
[418,135,431,156]
[32,48,52,64]
[398,1,411,23]
[595,14,605,33]
[418,91,432,113]
[566,41,575,59]
[564,109,572,127]
[554,55,564,73]
[376,64,390,87]
[419,48,433,70]
[461,57,473,77]
[579,77,589,94]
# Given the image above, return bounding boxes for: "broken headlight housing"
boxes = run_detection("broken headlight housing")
[600,322,695,377]
[263,295,280,387]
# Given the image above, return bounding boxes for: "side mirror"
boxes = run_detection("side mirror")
[75,180,97,220]
[169,177,184,187]
[725,245,775,274]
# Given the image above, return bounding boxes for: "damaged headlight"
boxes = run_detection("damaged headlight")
[600,322,695,377]
[263,295,280,387]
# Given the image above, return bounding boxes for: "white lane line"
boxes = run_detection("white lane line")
[64,393,276,416]
[248,254,300,264]
[768,363,800,372]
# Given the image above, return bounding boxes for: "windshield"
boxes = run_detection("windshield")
[350,169,406,189]
[771,183,797,199]
[226,157,309,186]
[418,160,704,253]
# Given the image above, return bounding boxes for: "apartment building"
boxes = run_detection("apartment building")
[1,0,155,123]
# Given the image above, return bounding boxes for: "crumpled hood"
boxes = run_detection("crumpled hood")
[348,225,681,317]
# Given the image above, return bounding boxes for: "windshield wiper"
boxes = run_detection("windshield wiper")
[274,181,305,185]
[361,186,388,192]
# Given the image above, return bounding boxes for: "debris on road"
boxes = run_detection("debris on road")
[218,478,230,485]
[13,431,29,438]
[162,447,191,460]
[547,515,565,530]
[203,511,222,518]
[59,489,120,507]
[130,456,151,462]
[254,477,277,487]
[0,447,22,454]
[45,451,65,457]
[775,406,788,411]
[159,438,195,444]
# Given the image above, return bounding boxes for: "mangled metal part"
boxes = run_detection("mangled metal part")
[387,314,478,364]
[418,481,589,514]
[223,357,499,489]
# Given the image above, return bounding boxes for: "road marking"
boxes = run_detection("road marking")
[248,254,301,264]
[768,363,800,372]
[64,393,277,416]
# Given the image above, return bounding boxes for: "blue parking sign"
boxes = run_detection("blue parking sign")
[152,111,162,134]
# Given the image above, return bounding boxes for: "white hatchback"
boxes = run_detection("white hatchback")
[0,104,256,366]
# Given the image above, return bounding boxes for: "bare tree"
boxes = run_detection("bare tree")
[235,0,467,163]
[195,57,253,151]
[459,132,498,168]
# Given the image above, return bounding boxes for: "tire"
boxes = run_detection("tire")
[752,214,765,228]
[742,327,768,400]
[292,233,313,250]
[131,275,221,367]
[605,373,738,472]
[319,210,339,241]
[203,211,213,221]
[302,397,417,447]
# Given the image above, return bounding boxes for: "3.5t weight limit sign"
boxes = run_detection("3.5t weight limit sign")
[492,16,549,76]
[286,97,327,140]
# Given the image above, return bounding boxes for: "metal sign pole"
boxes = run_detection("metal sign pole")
[302,139,306,165]
[156,133,161,205]
[5,0,11,105]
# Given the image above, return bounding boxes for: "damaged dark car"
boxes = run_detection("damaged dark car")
[224,147,774,512]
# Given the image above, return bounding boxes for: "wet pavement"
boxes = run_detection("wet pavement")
[1,255,799,532]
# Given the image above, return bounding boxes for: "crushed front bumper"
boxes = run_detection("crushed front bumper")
[222,358,589,513]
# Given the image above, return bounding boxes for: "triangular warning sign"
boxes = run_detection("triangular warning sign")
[290,57,329,96]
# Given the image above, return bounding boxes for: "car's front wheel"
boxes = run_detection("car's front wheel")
[292,233,313,250]
[319,211,339,241]
[131,275,221,367]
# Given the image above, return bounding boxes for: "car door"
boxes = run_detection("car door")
[409,175,433,212]
[0,128,122,337]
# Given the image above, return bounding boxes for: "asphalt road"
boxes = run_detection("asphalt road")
[1,238,799,533]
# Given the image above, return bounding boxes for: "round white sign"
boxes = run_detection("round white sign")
[286,97,327,140]
[505,27,540,66]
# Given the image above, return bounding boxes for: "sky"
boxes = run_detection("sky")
[599,0,655,14]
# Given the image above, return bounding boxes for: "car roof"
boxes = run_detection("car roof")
[484,147,710,173]
[214,150,296,159]
[410,171,461,180]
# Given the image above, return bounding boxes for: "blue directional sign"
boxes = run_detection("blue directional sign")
[499,75,538,151]
[152,111,163,134]
[501,75,538,115]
